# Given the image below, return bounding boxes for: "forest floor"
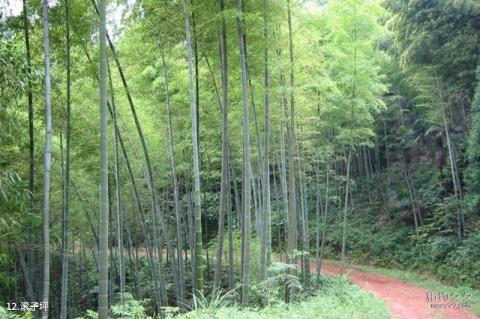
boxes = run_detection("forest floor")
[317,262,478,319]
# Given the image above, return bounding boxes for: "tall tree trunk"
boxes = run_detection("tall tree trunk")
[236,0,252,305]
[111,66,125,304]
[123,208,139,299]
[260,0,271,281]
[252,172,260,236]
[22,0,35,292]
[400,157,420,235]
[110,99,169,306]
[314,166,321,288]
[203,188,211,277]
[319,162,329,273]
[41,1,52,317]
[340,0,358,275]
[230,159,242,226]
[214,0,229,289]
[185,186,196,290]
[434,68,465,241]
[192,7,200,153]
[108,193,115,307]
[315,159,329,287]
[159,44,185,302]
[279,77,289,255]
[113,109,163,310]
[227,180,234,290]
[298,137,310,288]
[83,47,163,306]
[60,0,72,316]
[340,151,351,274]
[183,0,204,293]
[203,51,238,286]
[90,0,181,302]
[98,0,109,316]
[272,152,282,249]
[363,147,372,203]
[286,0,297,279]
[16,248,34,302]
[69,232,76,319]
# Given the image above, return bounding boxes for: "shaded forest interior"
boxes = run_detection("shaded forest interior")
[1,0,480,318]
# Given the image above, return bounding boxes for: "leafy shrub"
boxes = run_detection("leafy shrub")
[111,293,153,318]
[190,288,235,313]
[0,306,34,319]
[174,277,389,319]
[75,293,153,319]
[249,262,302,307]
[439,230,480,287]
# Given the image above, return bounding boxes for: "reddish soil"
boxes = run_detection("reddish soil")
[317,263,478,319]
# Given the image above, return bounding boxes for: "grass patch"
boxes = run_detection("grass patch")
[175,277,390,319]
[324,259,480,316]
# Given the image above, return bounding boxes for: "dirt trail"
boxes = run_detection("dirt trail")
[315,262,477,319]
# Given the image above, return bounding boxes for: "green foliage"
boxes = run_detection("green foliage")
[266,262,297,274]
[174,277,389,319]
[191,288,234,313]
[324,197,480,288]
[0,36,35,105]
[209,231,262,283]
[1,0,479,315]
[249,262,302,307]
[110,293,153,319]
[287,250,310,259]
[466,65,480,214]
[318,0,388,148]
[75,309,99,319]
[0,169,34,291]
[439,230,480,287]
[75,293,153,319]
[384,0,480,93]
[0,307,34,319]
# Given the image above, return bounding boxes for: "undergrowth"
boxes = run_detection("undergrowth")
[175,277,390,319]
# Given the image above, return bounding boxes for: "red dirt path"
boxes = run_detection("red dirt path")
[317,263,477,319]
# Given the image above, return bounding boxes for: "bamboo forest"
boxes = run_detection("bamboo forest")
[1,0,480,318]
